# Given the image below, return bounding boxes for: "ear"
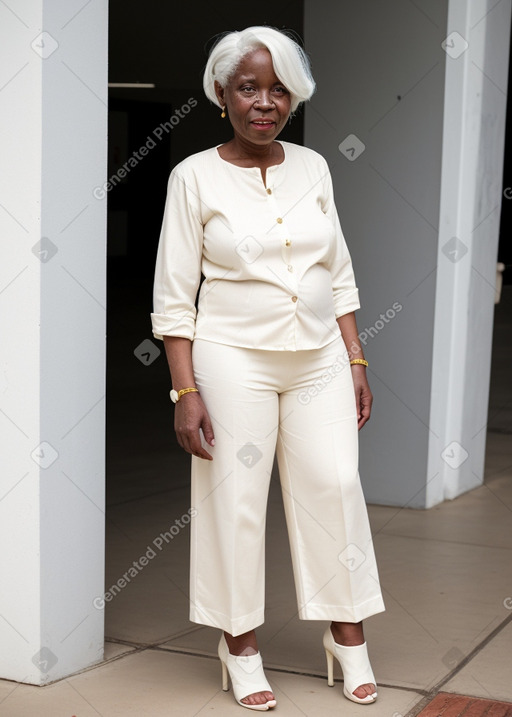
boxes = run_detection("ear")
[214,80,226,108]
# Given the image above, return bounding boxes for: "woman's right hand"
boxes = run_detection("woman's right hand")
[174,393,215,460]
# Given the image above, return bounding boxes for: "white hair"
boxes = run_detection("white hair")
[203,26,316,113]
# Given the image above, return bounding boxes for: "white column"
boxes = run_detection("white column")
[0,0,108,684]
[426,0,511,505]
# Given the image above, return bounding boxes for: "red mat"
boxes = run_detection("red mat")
[417,693,512,717]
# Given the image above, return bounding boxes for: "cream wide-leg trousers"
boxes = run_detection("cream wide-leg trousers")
[189,335,385,637]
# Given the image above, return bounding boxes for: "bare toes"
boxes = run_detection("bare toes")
[353,682,376,699]
[242,690,275,706]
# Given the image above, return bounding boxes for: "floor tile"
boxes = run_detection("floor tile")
[367,475,512,550]
[443,621,512,702]
[0,649,425,717]
[104,641,137,660]
[365,532,512,691]
[104,487,193,644]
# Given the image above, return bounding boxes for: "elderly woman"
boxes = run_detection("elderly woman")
[151,26,385,712]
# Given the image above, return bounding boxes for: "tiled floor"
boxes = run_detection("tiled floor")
[0,283,510,716]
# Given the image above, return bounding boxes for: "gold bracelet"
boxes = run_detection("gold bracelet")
[350,359,369,367]
[170,387,199,403]
[178,387,199,399]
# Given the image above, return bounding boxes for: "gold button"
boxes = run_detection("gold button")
[291,296,298,303]
[285,239,291,246]
[277,217,283,224]
[288,265,293,272]
[266,188,272,194]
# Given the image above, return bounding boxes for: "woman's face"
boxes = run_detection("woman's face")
[215,48,292,148]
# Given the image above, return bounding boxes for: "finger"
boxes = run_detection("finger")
[183,432,214,461]
[358,415,369,430]
[201,415,216,447]
[191,444,214,460]
[357,403,371,430]
[360,399,371,416]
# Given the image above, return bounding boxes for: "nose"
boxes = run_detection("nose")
[254,91,275,109]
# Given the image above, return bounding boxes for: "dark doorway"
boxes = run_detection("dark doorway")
[106,3,305,502]
[498,11,512,285]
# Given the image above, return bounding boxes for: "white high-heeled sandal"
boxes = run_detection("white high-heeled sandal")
[323,628,378,704]
[218,635,277,711]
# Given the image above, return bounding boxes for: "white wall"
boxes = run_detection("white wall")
[0,0,108,683]
[305,0,447,507]
[305,0,510,507]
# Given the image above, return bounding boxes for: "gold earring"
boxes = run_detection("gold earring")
[221,106,226,118]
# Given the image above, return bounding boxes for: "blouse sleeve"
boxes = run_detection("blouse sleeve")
[321,162,361,318]
[151,166,203,341]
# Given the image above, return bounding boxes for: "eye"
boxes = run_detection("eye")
[240,85,256,94]
[273,86,289,95]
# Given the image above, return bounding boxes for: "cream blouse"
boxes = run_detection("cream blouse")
[151,141,360,351]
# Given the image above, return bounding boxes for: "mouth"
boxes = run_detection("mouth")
[251,120,276,130]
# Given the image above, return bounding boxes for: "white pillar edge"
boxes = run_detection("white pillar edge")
[0,0,109,684]
[426,0,511,507]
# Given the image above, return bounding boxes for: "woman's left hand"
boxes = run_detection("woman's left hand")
[351,365,373,430]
